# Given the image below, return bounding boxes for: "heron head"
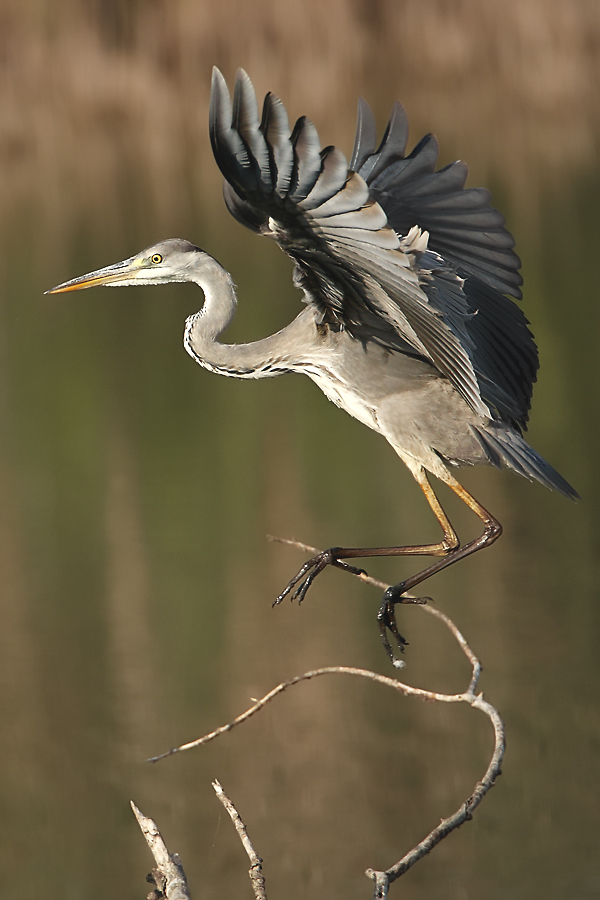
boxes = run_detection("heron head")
[46,238,209,293]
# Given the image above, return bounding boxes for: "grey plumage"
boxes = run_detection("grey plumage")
[47,68,577,664]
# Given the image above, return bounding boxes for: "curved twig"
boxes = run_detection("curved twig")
[366,687,504,894]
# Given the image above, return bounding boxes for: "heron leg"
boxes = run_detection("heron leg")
[274,468,501,665]
[378,473,502,663]
[274,469,459,607]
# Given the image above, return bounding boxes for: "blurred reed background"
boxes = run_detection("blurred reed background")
[0,1,598,898]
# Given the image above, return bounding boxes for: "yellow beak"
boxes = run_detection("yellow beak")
[45,256,142,294]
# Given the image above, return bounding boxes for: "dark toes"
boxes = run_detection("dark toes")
[383,582,408,605]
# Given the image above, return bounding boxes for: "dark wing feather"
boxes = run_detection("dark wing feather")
[349,98,378,171]
[210,69,534,425]
[351,99,537,428]
[353,107,523,301]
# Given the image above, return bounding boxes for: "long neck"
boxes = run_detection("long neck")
[183,257,318,379]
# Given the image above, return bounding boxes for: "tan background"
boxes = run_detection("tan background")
[0,2,597,898]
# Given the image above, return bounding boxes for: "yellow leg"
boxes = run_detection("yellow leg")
[276,466,476,607]
[392,469,503,594]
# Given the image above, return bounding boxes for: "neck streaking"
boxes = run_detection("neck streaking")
[183,256,307,379]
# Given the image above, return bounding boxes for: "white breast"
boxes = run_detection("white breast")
[305,367,380,432]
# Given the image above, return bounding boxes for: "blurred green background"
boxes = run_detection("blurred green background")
[0,1,598,898]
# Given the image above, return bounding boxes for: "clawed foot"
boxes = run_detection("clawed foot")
[274,548,367,606]
[274,550,431,671]
[378,583,429,668]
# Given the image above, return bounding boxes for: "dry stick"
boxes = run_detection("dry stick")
[130,801,190,900]
[213,780,268,900]
[148,538,505,898]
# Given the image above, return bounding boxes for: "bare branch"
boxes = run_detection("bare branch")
[212,780,268,900]
[150,661,472,764]
[130,802,190,900]
[370,691,504,890]
[148,539,505,896]
[149,661,504,896]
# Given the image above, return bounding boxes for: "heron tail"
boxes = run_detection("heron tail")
[473,423,578,500]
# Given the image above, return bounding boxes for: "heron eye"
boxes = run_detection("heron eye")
[151,254,162,264]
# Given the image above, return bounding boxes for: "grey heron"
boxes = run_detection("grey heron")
[48,68,577,664]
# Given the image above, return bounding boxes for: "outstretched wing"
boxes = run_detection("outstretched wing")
[210,68,536,426]
[350,98,538,427]
[350,98,523,300]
